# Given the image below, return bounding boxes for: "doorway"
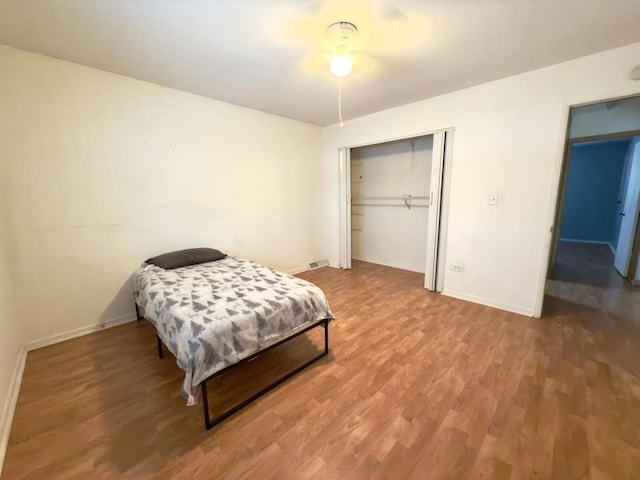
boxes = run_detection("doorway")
[545,95,640,316]
[338,129,453,292]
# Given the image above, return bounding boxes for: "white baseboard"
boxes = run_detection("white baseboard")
[0,345,27,478]
[25,314,137,352]
[286,266,310,275]
[560,238,610,246]
[287,261,337,276]
[559,238,617,255]
[441,289,535,317]
[351,257,425,274]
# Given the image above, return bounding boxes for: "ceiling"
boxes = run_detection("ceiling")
[1,0,640,126]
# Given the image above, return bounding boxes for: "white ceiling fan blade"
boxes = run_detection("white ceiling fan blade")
[293,1,327,16]
[378,3,410,22]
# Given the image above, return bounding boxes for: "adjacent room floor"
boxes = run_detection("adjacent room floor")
[3,259,640,479]
[546,240,639,321]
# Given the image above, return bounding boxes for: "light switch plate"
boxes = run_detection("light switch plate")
[489,193,498,205]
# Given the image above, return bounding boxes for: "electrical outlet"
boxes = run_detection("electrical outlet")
[451,264,464,272]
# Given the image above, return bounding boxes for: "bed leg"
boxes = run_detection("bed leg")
[157,335,164,359]
[201,381,211,430]
[324,319,329,354]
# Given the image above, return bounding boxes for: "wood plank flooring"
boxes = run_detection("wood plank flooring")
[3,259,640,479]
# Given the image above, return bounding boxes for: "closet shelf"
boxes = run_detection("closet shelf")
[351,194,429,210]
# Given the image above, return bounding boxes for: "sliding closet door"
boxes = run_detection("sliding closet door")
[424,131,445,290]
[338,148,352,269]
[434,130,454,292]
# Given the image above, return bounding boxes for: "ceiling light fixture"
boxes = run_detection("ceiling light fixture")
[327,21,357,78]
[327,21,357,126]
[330,52,352,77]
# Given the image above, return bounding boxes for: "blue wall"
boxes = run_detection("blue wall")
[560,139,629,246]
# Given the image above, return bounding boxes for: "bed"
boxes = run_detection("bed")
[132,248,334,429]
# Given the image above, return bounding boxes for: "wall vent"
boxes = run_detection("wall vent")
[308,259,329,270]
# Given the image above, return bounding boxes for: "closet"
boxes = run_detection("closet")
[350,135,433,273]
[339,129,453,291]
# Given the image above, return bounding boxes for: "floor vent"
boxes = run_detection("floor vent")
[308,259,329,270]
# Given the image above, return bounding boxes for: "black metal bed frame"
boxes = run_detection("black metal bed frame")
[135,303,330,430]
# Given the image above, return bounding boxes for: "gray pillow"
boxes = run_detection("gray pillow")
[146,248,226,269]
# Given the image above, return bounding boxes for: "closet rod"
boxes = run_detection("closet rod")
[351,195,429,201]
[351,203,429,208]
[351,194,430,210]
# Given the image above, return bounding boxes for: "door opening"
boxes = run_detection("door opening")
[338,129,453,292]
[544,95,640,316]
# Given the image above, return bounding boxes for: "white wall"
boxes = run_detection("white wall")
[0,140,25,477]
[0,244,22,479]
[322,42,640,316]
[0,45,324,346]
[351,136,432,273]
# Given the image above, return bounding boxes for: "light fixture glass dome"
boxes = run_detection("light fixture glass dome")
[331,54,352,77]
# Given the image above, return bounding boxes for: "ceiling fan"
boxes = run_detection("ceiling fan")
[279,0,425,80]
[270,0,426,124]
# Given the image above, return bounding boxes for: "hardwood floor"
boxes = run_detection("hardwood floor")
[3,260,640,479]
